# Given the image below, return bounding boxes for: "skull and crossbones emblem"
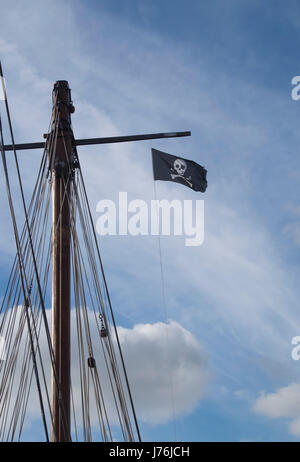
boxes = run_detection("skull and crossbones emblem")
[170,158,193,187]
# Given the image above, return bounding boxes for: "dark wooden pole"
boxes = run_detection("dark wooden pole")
[51,80,74,442]
[2,131,191,151]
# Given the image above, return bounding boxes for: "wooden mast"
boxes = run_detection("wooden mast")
[51,80,74,442]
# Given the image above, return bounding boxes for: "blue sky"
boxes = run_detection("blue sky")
[1,0,300,442]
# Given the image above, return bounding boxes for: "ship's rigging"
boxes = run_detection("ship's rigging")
[0,63,190,442]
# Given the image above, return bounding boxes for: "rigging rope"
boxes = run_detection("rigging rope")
[0,65,141,442]
[152,162,177,442]
[0,98,49,441]
[0,82,69,440]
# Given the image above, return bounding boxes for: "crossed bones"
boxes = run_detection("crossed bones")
[170,169,193,188]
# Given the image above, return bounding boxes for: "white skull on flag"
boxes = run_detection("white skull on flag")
[173,158,187,176]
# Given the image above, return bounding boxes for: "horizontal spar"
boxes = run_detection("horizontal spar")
[2,131,191,151]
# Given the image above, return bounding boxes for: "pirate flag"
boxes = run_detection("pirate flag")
[151,148,207,192]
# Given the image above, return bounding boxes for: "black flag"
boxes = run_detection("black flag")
[152,148,207,192]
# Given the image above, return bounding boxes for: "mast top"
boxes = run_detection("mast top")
[53,80,70,88]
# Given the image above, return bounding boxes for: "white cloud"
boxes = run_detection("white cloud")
[117,320,210,424]
[253,383,300,436]
[0,307,210,439]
